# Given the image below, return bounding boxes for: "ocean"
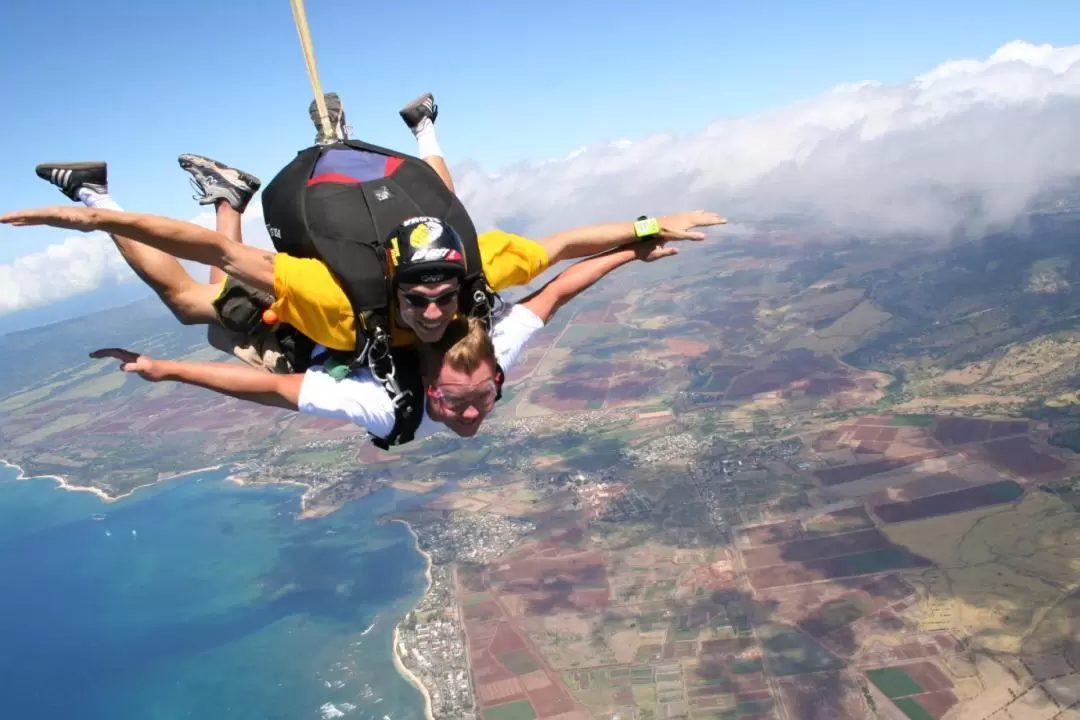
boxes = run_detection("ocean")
[0,463,429,720]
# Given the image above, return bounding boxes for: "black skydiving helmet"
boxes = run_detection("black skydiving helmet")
[388,216,469,293]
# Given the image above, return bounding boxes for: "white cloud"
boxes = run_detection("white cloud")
[0,201,272,315]
[3,40,1080,315]
[458,40,1080,240]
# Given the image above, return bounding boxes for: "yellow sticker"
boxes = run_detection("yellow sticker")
[409,222,431,248]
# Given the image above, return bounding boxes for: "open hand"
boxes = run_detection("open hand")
[658,210,727,241]
[634,240,679,263]
[89,348,165,381]
[0,206,99,232]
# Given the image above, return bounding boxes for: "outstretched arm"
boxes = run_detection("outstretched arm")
[539,210,725,265]
[1,206,276,294]
[89,349,301,410]
[520,240,675,323]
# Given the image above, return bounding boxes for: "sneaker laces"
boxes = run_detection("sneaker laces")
[188,176,210,203]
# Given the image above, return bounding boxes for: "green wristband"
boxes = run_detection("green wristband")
[634,216,660,238]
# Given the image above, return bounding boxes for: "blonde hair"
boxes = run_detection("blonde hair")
[420,317,496,380]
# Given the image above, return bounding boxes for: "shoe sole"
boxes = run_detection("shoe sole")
[400,92,434,113]
[179,154,261,191]
[36,161,107,171]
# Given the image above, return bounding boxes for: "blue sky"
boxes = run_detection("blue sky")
[1,0,1079,267]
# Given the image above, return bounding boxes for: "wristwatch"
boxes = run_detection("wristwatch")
[634,215,661,239]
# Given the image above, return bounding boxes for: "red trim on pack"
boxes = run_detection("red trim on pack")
[307,172,362,186]
[384,157,405,175]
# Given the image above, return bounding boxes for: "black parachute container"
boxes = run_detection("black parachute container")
[260,138,492,358]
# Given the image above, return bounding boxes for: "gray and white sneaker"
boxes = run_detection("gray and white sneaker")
[177,154,262,213]
[35,161,108,201]
[309,92,350,145]
[399,92,438,131]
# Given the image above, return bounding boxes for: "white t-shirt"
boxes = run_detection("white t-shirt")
[297,303,545,441]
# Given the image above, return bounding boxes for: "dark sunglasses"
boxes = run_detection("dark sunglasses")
[401,288,458,309]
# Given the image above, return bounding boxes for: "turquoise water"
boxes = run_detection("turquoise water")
[0,463,428,720]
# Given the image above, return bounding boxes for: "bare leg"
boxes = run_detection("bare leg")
[106,227,219,325]
[423,156,455,194]
[208,200,243,285]
[203,197,265,363]
[31,162,219,325]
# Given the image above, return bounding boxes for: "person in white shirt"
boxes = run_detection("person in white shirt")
[90,238,678,445]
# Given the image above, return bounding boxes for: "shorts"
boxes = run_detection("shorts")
[207,323,294,374]
[209,277,294,374]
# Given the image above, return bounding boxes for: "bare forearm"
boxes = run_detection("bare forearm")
[89,209,276,293]
[90,209,228,267]
[541,222,640,264]
[156,359,300,410]
[523,245,637,321]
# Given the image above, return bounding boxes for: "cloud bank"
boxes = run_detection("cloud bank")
[3,40,1080,315]
[458,41,1080,239]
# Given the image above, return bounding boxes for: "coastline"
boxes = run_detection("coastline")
[224,469,318,516]
[0,458,224,503]
[389,518,436,720]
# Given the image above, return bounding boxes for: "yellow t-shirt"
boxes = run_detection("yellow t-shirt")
[268,229,549,351]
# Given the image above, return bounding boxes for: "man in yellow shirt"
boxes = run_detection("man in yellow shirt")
[14,157,724,368]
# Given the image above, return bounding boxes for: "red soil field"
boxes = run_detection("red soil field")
[872,481,1024,523]
[988,420,1029,438]
[814,453,944,486]
[933,417,991,445]
[748,550,932,590]
[561,361,616,379]
[853,427,880,441]
[521,670,552,691]
[742,529,893,569]
[876,427,899,441]
[472,652,515,684]
[982,437,1065,475]
[491,552,606,584]
[529,684,578,716]
[884,472,972,502]
[911,690,958,719]
[813,429,845,452]
[739,521,803,546]
[902,662,953,692]
[489,622,528,655]
[476,678,527,706]
[605,379,655,400]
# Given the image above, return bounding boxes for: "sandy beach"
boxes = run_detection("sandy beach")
[0,458,225,503]
[389,518,436,720]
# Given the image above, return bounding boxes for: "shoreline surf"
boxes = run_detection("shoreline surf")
[388,518,436,720]
[0,458,225,503]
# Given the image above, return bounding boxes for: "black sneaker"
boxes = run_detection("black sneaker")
[309,92,350,145]
[399,92,438,131]
[178,154,262,213]
[35,161,108,201]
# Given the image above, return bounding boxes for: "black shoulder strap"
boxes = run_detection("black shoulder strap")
[370,347,426,450]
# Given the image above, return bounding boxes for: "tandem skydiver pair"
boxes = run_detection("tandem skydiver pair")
[1,92,727,448]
